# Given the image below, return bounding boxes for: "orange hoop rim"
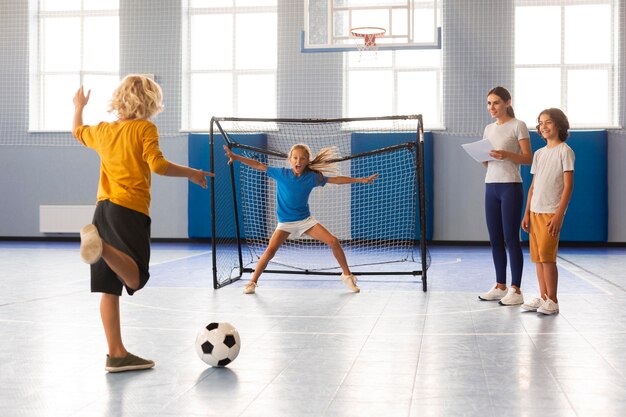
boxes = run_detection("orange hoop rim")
[350,26,386,47]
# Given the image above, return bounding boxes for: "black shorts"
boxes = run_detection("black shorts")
[91,200,151,296]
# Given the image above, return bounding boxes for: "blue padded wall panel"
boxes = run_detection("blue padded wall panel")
[520,130,607,242]
[188,134,211,237]
[188,133,267,238]
[351,132,433,241]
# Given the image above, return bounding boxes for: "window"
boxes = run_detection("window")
[343,0,442,128]
[30,0,120,131]
[183,0,278,130]
[514,0,618,128]
[344,49,441,128]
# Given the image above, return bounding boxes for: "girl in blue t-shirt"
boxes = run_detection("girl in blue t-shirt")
[224,144,378,294]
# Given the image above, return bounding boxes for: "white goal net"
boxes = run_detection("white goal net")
[209,115,430,290]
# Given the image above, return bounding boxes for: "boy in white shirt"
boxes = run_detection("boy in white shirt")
[521,108,575,315]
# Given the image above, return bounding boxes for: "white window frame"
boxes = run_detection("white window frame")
[342,0,443,129]
[182,2,278,131]
[514,0,619,129]
[29,2,119,132]
[343,51,442,129]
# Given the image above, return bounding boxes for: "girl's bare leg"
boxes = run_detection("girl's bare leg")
[250,230,291,284]
[305,224,350,275]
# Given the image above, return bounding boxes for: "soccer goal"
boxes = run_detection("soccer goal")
[209,115,430,291]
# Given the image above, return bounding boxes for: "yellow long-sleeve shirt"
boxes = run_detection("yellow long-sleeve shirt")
[73,119,170,217]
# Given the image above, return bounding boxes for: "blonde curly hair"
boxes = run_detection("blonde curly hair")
[109,74,164,120]
[289,144,338,175]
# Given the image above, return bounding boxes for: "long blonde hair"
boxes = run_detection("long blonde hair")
[109,74,164,120]
[289,144,338,175]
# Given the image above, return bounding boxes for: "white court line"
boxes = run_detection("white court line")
[449,254,613,296]
[429,257,462,266]
[557,257,613,296]
[149,251,211,267]
[1,317,625,337]
[119,298,509,318]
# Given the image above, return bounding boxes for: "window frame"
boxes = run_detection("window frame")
[342,0,443,130]
[343,50,442,129]
[182,2,278,131]
[29,4,120,132]
[514,0,619,129]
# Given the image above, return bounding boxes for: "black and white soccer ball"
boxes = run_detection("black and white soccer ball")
[195,322,241,367]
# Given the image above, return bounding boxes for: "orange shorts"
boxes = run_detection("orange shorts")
[528,212,560,263]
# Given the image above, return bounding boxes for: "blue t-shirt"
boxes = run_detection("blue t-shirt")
[266,167,327,222]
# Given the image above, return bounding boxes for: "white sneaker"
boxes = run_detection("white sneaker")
[243,281,257,294]
[478,284,507,301]
[499,287,524,306]
[537,297,559,315]
[521,297,543,312]
[340,273,360,293]
[80,224,103,264]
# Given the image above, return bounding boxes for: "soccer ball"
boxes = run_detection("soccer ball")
[195,322,241,367]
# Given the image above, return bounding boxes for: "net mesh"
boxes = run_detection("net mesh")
[210,116,430,288]
[1,1,622,146]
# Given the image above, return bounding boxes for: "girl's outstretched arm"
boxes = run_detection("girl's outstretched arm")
[327,173,378,185]
[224,145,267,172]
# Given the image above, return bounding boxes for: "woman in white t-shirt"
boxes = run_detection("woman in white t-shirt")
[478,86,533,306]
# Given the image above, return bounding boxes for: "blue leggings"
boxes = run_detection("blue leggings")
[485,183,524,287]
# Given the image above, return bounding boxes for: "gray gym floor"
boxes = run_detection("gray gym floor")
[1,241,625,417]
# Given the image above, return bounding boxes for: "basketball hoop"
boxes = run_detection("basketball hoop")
[351,26,386,59]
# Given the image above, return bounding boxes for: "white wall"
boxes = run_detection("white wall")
[0,0,624,241]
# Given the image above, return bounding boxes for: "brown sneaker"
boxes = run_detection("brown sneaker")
[80,224,103,264]
[105,352,155,373]
[340,273,360,293]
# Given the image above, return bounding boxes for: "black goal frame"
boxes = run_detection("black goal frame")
[209,115,429,292]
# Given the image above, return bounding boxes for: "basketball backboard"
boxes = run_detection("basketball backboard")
[302,0,441,52]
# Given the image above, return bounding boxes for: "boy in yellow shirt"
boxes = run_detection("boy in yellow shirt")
[73,75,212,372]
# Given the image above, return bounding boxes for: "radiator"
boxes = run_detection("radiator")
[39,205,96,233]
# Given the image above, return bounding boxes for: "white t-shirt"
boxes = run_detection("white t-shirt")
[483,118,529,183]
[530,142,575,213]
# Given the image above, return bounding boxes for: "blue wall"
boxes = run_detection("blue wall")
[188,133,267,239]
[351,132,434,241]
[521,130,608,242]
[189,132,434,240]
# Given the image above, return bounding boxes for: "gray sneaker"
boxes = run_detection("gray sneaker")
[105,352,155,373]
[499,287,524,306]
[478,284,507,301]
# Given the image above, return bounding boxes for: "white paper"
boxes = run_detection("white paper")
[462,139,496,162]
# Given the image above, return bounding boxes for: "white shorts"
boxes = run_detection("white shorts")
[276,216,319,238]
